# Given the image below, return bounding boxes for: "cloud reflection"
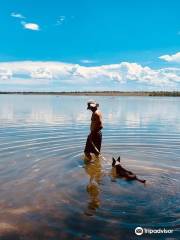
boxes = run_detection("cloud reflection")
[0,96,179,130]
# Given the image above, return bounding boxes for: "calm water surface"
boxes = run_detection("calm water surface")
[0,95,179,240]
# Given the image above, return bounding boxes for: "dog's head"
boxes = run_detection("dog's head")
[112,156,121,167]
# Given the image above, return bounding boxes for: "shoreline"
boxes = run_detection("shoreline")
[0,91,180,96]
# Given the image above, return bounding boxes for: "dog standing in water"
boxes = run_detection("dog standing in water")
[112,157,146,184]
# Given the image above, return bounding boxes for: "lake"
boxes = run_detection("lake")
[0,95,179,240]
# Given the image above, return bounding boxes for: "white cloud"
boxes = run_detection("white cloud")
[31,68,53,79]
[80,59,95,64]
[0,61,179,90]
[11,12,26,19]
[21,21,40,31]
[56,16,66,25]
[159,52,180,63]
[0,68,12,81]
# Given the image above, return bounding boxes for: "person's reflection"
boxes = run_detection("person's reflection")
[84,156,103,216]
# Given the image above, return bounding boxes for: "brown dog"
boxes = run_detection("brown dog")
[112,157,146,184]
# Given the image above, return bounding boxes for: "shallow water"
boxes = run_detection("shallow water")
[0,95,179,240]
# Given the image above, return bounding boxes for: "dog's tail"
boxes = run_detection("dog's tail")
[136,177,146,184]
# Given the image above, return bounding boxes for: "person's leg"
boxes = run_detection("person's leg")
[84,134,93,160]
[93,131,102,156]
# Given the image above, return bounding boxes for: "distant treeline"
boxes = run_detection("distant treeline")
[148,91,180,96]
[0,91,180,96]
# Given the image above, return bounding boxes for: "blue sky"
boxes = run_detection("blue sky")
[0,0,180,91]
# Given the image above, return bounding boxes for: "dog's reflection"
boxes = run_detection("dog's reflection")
[84,156,103,216]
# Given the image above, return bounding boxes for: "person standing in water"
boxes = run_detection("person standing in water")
[84,100,103,160]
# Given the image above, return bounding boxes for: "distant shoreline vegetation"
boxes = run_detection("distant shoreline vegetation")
[0,91,180,96]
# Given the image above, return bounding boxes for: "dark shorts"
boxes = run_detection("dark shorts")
[84,131,102,154]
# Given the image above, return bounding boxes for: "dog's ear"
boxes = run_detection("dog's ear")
[112,157,116,167]
[117,156,120,162]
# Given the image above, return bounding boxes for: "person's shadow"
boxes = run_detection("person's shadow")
[83,156,103,216]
